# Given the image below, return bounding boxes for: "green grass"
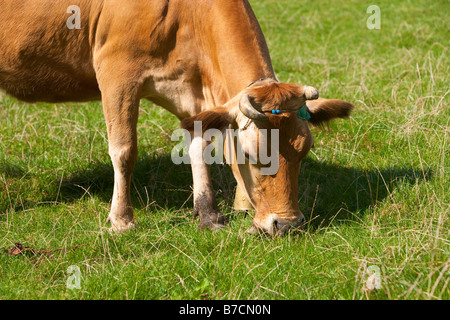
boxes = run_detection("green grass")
[0,0,448,300]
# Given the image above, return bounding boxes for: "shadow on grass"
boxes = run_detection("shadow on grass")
[1,154,432,229]
[298,158,433,230]
[52,154,237,211]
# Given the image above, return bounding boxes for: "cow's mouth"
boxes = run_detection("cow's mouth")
[273,217,306,236]
[247,215,306,236]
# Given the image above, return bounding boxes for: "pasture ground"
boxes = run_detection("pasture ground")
[0,0,448,300]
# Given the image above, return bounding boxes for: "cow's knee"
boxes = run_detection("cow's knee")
[110,143,137,174]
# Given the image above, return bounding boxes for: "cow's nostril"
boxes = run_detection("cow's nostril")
[273,220,290,236]
[273,216,307,236]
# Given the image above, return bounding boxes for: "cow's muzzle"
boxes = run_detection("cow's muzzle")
[247,214,306,236]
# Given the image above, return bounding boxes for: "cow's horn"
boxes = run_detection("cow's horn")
[239,94,269,121]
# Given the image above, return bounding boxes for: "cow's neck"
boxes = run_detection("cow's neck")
[143,1,276,119]
[196,0,276,106]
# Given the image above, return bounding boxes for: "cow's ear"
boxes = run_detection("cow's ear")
[305,98,354,126]
[181,107,233,132]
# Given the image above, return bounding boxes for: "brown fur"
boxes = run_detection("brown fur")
[0,0,353,235]
[246,80,305,111]
[267,113,312,162]
[306,98,354,126]
[181,107,232,132]
[0,0,279,233]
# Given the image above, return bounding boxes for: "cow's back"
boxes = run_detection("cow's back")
[0,0,274,110]
[0,0,101,102]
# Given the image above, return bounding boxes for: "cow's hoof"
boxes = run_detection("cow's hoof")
[197,211,227,231]
[199,222,227,231]
[106,216,137,232]
[199,221,227,231]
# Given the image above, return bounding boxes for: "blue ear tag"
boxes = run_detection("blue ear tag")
[297,103,311,120]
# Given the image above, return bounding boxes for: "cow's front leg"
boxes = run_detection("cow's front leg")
[189,135,226,230]
[99,79,140,232]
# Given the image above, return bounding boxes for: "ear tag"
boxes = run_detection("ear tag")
[297,103,311,120]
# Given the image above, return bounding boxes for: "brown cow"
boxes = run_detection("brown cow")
[0,0,353,235]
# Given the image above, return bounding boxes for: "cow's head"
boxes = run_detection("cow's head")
[181,79,353,235]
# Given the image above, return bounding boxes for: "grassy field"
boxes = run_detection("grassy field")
[0,0,448,300]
